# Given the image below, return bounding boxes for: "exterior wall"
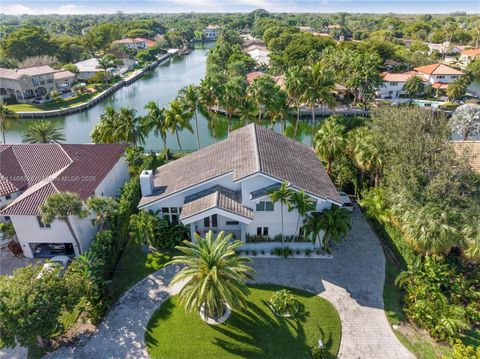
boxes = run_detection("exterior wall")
[378,81,407,98]
[0,191,21,223]
[55,76,76,90]
[422,73,461,85]
[203,29,219,39]
[93,157,130,198]
[77,71,99,81]
[0,73,56,103]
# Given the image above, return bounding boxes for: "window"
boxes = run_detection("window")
[37,216,51,229]
[256,227,268,236]
[162,207,181,223]
[437,75,445,79]
[5,194,11,200]
[389,82,398,86]
[256,201,274,211]
[204,214,218,228]
[226,220,239,225]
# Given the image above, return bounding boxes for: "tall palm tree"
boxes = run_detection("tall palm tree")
[314,120,346,175]
[270,181,293,249]
[21,120,65,144]
[285,66,308,137]
[348,127,383,187]
[404,75,424,100]
[288,190,315,247]
[96,54,119,85]
[168,231,255,319]
[219,77,245,132]
[303,212,324,248]
[178,85,201,149]
[91,106,118,143]
[115,107,146,147]
[0,104,18,144]
[267,86,289,131]
[302,63,335,145]
[165,100,193,151]
[144,101,169,158]
[248,75,274,122]
[40,192,89,255]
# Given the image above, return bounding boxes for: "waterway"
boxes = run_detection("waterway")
[4,43,314,151]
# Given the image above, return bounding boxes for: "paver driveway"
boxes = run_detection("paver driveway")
[250,208,414,359]
[46,208,414,359]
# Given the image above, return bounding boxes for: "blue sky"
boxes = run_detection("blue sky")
[1,0,479,15]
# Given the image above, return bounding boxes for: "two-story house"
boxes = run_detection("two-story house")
[203,25,221,40]
[378,63,464,99]
[0,144,129,258]
[138,124,341,250]
[0,65,58,103]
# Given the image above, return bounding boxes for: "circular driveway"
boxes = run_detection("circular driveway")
[46,208,413,359]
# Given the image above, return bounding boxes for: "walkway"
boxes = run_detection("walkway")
[46,208,413,359]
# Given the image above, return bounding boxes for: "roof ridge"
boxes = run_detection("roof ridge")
[251,123,261,172]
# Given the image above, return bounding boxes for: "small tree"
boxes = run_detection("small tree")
[0,103,18,144]
[446,77,468,101]
[450,104,480,140]
[318,206,351,252]
[128,210,160,247]
[288,190,315,246]
[0,265,77,348]
[86,196,118,231]
[40,192,89,254]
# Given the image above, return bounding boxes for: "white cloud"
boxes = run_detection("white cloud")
[54,4,81,14]
[2,4,35,14]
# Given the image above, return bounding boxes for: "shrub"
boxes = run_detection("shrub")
[311,346,328,359]
[443,339,480,359]
[251,250,257,256]
[305,249,312,256]
[269,289,300,317]
[273,247,292,258]
[260,250,265,255]
[7,240,23,256]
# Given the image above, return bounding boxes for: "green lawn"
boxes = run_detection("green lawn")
[146,285,341,359]
[107,239,172,304]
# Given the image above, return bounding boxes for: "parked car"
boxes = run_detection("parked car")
[36,255,72,279]
[338,192,354,212]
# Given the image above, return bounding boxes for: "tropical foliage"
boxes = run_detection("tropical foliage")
[168,231,255,319]
[22,120,66,144]
[268,289,300,317]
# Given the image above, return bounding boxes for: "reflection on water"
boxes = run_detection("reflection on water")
[5,42,319,151]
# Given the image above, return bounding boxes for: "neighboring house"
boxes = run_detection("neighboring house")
[0,65,57,103]
[243,43,270,67]
[113,37,156,50]
[0,144,129,258]
[138,124,341,249]
[378,63,464,99]
[53,70,76,93]
[203,24,220,40]
[299,26,315,33]
[452,141,480,172]
[459,48,480,66]
[425,41,465,55]
[75,58,102,80]
[378,71,426,98]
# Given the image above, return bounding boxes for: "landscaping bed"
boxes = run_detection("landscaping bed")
[145,284,341,359]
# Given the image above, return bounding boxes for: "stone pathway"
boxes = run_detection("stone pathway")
[45,208,414,359]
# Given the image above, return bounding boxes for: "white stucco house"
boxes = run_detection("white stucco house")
[138,124,342,250]
[203,24,220,40]
[378,63,464,99]
[0,144,129,258]
[459,48,480,67]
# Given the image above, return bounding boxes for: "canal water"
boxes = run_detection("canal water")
[5,43,314,151]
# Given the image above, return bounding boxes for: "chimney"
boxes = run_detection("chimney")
[140,170,154,196]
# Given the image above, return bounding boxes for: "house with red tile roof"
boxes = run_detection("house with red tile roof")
[378,63,464,99]
[459,48,480,66]
[113,37,155,50]
[0,144,129,258]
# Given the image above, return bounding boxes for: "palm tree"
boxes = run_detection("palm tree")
[348,127,383,186]
[0,103,18,144]
[288,190,315,247]
[40,192,89,255]
[96,54,119,85]
[248,75,274,122]
[316,206,351,252]
[269,181,293,249]
[86,196,118,231]
[91,106,118,143]
[168,231,255,319]
[266,86,289,131]
[302,63,335,145]
[404,75,424,100]
[446,77,468,102]
[219,77,245,132]
[144,101,169,158]
[115,107,146,147]
[462,218,480,261]
[398,203,459,256]
[178,85,201,149]
[314,120,346,175]
[285,66,308,137]
[21,120,65,144]
[303,212,324,248]
[165,100,193,151]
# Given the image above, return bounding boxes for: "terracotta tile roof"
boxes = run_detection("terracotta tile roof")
[381,71,425,82]
[431,82,449,89]
[452,141,480,172]
[414,63,464,76]
[0,144,126,216]
[246,71,266,84]
[461,48,480,57]
[180,186,253,221]
[139,124,341,207]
